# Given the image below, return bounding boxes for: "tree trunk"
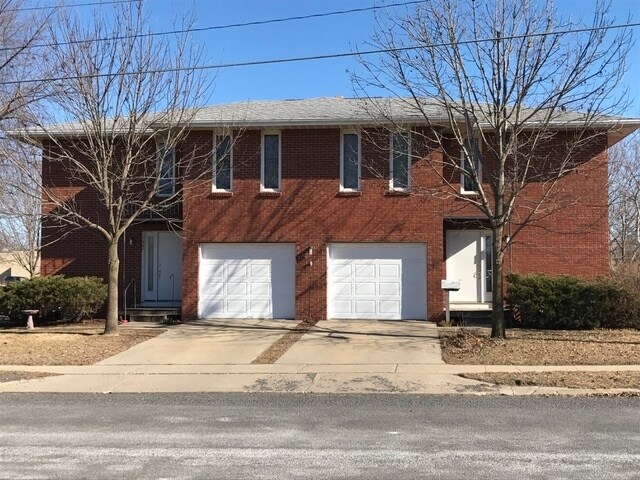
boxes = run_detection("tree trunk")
[104,240,120,335]
[490,224,506,339]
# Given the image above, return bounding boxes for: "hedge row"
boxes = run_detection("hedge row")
[507,273,640,330]
[0,276,107,324]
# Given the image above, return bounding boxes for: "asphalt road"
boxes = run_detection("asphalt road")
[1,394,639,479]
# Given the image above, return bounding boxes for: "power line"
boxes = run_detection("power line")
[0,19,637,86]
[6,0,137,13]
[0,0,424,53]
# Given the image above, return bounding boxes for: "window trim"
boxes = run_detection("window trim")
[156,139,175,198]
[340,130,361,192]
[460,137,482,195]
[261,131,281,192]
[389,131,411,192]
[212,132,233,192]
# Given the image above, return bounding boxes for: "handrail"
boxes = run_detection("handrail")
[123,279,136,321]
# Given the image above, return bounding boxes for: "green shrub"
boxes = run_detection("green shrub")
[0,276,107,324]
[507,273,640,330]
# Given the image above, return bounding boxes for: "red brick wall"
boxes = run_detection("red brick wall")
[42,127,611,322]
[181,128,447,321]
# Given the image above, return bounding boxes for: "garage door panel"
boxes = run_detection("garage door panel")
[378,282,400,296]
[333,282,351,295]
[205,282,224,296]
[355,301,376,314]
[328,243,427,320]
[331,264,351,277]
[249,301,270,315]
[206,264,225,278]
[332,300,352,315]
[355,264,375,277]
[250,264,270,278]
[200,300,223,318]
[199,244,295,319]
[379,301,400,314]
[226,282,247,296]
[378,264,400,278]
[355,282,375,295]
[250,282,270,296]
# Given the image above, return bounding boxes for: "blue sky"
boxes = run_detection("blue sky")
[107,0,640,114]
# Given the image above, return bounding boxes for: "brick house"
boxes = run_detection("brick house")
[39,97,639,322]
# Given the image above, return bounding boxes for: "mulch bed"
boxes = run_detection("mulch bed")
[251,320,319,364]
[0,321,165,365]
[439,327,640,365]
[461,371,640,390]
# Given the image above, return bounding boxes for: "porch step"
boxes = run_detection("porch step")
[121,308,181,323]
[450,310,492,326]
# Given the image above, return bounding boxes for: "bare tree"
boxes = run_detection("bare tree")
[19,1,213,334]
[0,0,51,128]
[0,141,41,278]
[609,133,640,264]
[354,0,632,338]
[0,0,52,280]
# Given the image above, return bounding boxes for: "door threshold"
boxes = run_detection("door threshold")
[449,302,492,311]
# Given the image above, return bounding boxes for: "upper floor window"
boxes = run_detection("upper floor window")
[156,141,175,197]
[341,131,360,191]
[213,134,232,191]
[261,132,281,191]
[461,137,481,194]
[390,132,410,191]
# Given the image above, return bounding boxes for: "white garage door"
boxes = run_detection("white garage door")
[199,243,295,319]
[328,243,427,320]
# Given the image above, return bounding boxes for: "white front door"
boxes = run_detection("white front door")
[327,243,427,320]
[445,230,492,304]
[142,231,183,305]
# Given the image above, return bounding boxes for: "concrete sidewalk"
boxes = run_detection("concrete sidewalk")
[0,319,639,396]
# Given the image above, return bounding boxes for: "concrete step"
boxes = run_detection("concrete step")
[451,310,492,326]
[121,308,181,323]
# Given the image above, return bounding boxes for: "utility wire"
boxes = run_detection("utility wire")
[6,0,137,13]
[0,0,424,53]
[0,19,637,86]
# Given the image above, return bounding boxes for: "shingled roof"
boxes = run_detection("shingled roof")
[19,97,640,139]
[189,97,637,130]
[190,97,437,126]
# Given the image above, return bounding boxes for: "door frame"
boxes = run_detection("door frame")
[141,231,183,306]
[445,229,493,304]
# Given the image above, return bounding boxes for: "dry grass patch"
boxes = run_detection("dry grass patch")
[440,327,640,365]
[462,371,640,390]
[0,371,58,383]
[0,322,166,365]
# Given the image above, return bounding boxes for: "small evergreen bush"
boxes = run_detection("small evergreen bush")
[0,276,107,324]
[507,273,640,330]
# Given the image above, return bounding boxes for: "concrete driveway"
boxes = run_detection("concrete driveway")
[0,318,461,394]
[277,320,443,365]
[99,319,298,365]
[98,319,443,367]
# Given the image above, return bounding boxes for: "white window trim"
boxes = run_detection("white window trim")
[460,137,482,195]
[156,139,175,198]
[212,132,233,192]
[340,130,361,192]
[389,131,411,191]
[261,131,281,192]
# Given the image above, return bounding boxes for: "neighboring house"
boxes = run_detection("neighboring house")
[0,251,38,284]
[38,98,639,322]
